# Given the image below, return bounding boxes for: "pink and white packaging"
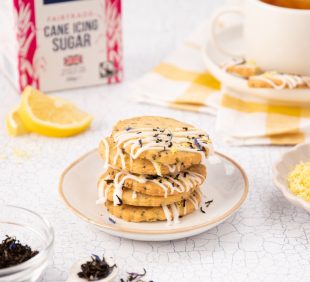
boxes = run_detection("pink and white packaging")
[0,0,122,93]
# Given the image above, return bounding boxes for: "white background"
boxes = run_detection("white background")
[1,0,310,281]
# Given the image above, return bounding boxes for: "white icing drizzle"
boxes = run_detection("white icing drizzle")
[132,191,137,199]
[112,171,147,206]
[171,203,180,224]
[169,171,205,194]
[102,127,212,178]
[252,73,310,89]
[162,192,201,224]
[99,169,205,202]
[113,147,126,169]
[162,205,172,225]
[163,162,183,174]
[112,127,212,165]
[188,194,199,210]
[150,160,163,176]
[196,188,202,199]
[96,181,110,205]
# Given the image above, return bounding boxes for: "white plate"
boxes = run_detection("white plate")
[203,24,310,105]
[273,143,310,213]
[59,149,248,241]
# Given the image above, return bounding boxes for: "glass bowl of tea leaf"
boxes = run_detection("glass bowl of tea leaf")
[0,205,54,282]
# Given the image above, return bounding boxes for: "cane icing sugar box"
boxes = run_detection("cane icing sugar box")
[0,0,122,92]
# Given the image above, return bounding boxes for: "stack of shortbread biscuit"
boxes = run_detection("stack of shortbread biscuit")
[96,116,213,223]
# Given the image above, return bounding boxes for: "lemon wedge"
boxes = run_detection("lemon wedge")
[6,106,29,136]
[18,86,93,137]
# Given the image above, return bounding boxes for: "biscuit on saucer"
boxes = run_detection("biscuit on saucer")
[223,58,262,78]
[248,72,310,89]
[109,116,212,166]
[105,189,202,222]
[99,137,199,175]
[97,164,206,198]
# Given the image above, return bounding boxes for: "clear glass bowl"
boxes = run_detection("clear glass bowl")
[0,205,54,282]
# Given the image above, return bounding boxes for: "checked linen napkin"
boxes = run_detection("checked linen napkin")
[131,21,310,145]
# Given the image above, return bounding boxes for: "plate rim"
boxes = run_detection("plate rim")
[58,149,249,235]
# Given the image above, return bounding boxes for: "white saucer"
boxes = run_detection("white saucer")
[203,24,310,106]
[58,149,248,241]
[273,143,310,213]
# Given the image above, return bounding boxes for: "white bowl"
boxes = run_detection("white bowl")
[273,143,310,213]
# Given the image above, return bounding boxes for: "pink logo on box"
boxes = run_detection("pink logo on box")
[14,0,39,91]
[105,0,122,84]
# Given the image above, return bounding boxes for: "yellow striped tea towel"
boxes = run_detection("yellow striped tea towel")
[131,22,221,115]
[216,87,307,145]
[131,20,308,146]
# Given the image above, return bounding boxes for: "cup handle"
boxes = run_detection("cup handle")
[209,6,244,57]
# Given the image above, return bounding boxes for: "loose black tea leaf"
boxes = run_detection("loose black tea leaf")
[200,207,206,214]
[78,254,116,281]
[0,235,39,269]
[205,200,213,208]
[121,268,153,282]
[108,217,116,224]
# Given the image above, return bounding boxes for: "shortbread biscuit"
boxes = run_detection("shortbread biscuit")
[104,185,195,207]
[105,190,202,222]
[98,164,206,197]
[99,137,199,175]
[108,116,212,165]
[224,59,262,78]
[248,72,310,89]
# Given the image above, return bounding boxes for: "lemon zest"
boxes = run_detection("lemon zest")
[288,161,310,202]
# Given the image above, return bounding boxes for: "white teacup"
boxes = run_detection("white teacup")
[209,0,310,76]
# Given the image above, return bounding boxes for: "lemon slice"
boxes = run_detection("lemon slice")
[6,106,29,136]
[18,86,93,137]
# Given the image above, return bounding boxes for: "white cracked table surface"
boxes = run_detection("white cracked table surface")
[1,0,310,281]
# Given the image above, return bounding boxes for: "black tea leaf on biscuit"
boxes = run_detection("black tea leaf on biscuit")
[194,138,203,151]
[138,139,143,147]
[145,175,159,180]
[116,195,123,206]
